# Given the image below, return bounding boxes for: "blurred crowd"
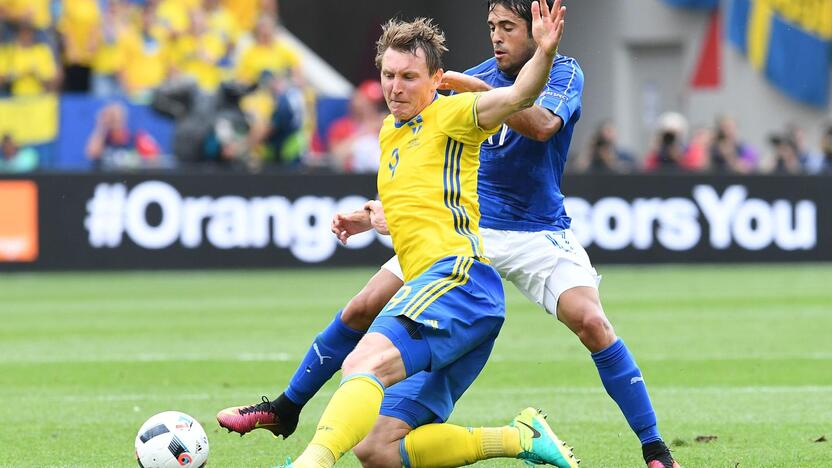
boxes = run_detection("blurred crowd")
[0,1,830,176]
[0,0,290,95]
[0,0,383,173]
[571,114,832,176]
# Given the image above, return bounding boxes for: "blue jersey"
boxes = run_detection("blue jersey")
[465,55,583,232]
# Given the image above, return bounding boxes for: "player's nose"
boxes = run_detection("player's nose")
[390,78,404,95]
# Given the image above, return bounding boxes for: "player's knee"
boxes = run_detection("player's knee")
[354,437,399,468]
[341,335,405,385]
[560,293,615,352]
[581,310,612,337]
[341,349,368,376]
[578,308,616,352]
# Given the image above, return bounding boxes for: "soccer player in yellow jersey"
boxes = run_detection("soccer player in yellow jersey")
[6,24,57,97]
[268,2,577,467]
[234,18,301,86]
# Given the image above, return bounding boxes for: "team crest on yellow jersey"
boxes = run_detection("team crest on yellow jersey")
[405,115,423,135]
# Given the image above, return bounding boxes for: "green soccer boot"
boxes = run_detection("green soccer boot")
[512,407,580,467]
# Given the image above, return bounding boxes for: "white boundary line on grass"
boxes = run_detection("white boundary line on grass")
[3,352,832,363]
[16,385,832,403]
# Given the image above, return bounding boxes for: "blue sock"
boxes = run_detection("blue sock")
[591,338,661,445]
[283,310,364,406]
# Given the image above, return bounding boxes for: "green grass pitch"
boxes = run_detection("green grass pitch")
[1,264,831,467]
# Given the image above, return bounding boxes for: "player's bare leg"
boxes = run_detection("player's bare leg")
[354,416,412,468]
[216,268,402,438]
[341,268,403,331]
[556,286,615,353]
[557,286,678,468]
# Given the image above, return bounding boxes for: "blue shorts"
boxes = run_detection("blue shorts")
[367,255,505,426]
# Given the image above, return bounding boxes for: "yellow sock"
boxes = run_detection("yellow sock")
[402,424,522,467]
[294,374,385,467]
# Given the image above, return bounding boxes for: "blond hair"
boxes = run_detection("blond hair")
[375,18,448,74]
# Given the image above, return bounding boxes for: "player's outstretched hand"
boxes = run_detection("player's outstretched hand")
[364,200,389,235]
[531,0,565,57]
[439,71,490,93]
[331,209,372,245]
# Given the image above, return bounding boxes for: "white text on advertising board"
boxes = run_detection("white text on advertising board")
[84,181,392,262]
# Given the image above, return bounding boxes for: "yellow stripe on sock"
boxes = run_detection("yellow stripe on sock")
[408,257,473,321]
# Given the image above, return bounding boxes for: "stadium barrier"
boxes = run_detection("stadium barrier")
[0,173,828,270]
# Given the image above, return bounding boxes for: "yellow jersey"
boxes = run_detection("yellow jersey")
[3,0,51,29]
[7,43,56,96]
[172,32,226,92]
[377,92,499,281]
[121,30,169,94]
[221,0,259,31]
[57,0,101,65]
[235,40,300,85]
[91,25,128,75]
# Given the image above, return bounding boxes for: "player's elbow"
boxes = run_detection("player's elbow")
[529,120,559,142]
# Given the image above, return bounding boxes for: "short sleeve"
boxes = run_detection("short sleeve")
[535,58,583,126]
[435,92,500,145]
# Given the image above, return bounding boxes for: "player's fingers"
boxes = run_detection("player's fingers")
[552,0,561,19]
[332,216,345,234]
[556,4,566,26]
[531,1,541,22]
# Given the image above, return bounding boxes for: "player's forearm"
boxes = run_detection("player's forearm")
[505,106,562,141]
[348,210,373,233]
[476,48,555,129]
[508,47,556,111]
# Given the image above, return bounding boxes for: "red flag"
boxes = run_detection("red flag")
[690,10,722,88]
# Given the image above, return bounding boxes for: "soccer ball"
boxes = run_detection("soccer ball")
[135,411,209,468]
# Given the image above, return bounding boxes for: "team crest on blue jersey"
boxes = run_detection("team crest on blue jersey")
[406,115,423,135]
[388,148,400,178]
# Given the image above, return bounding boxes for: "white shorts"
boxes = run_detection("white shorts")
[380,228,600,316]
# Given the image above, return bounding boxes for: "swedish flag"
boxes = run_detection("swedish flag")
[728,0,832,107]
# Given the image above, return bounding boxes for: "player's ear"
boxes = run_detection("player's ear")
[431,68,444,90]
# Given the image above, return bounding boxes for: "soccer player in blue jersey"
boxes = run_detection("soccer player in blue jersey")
[219,1,678,467]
